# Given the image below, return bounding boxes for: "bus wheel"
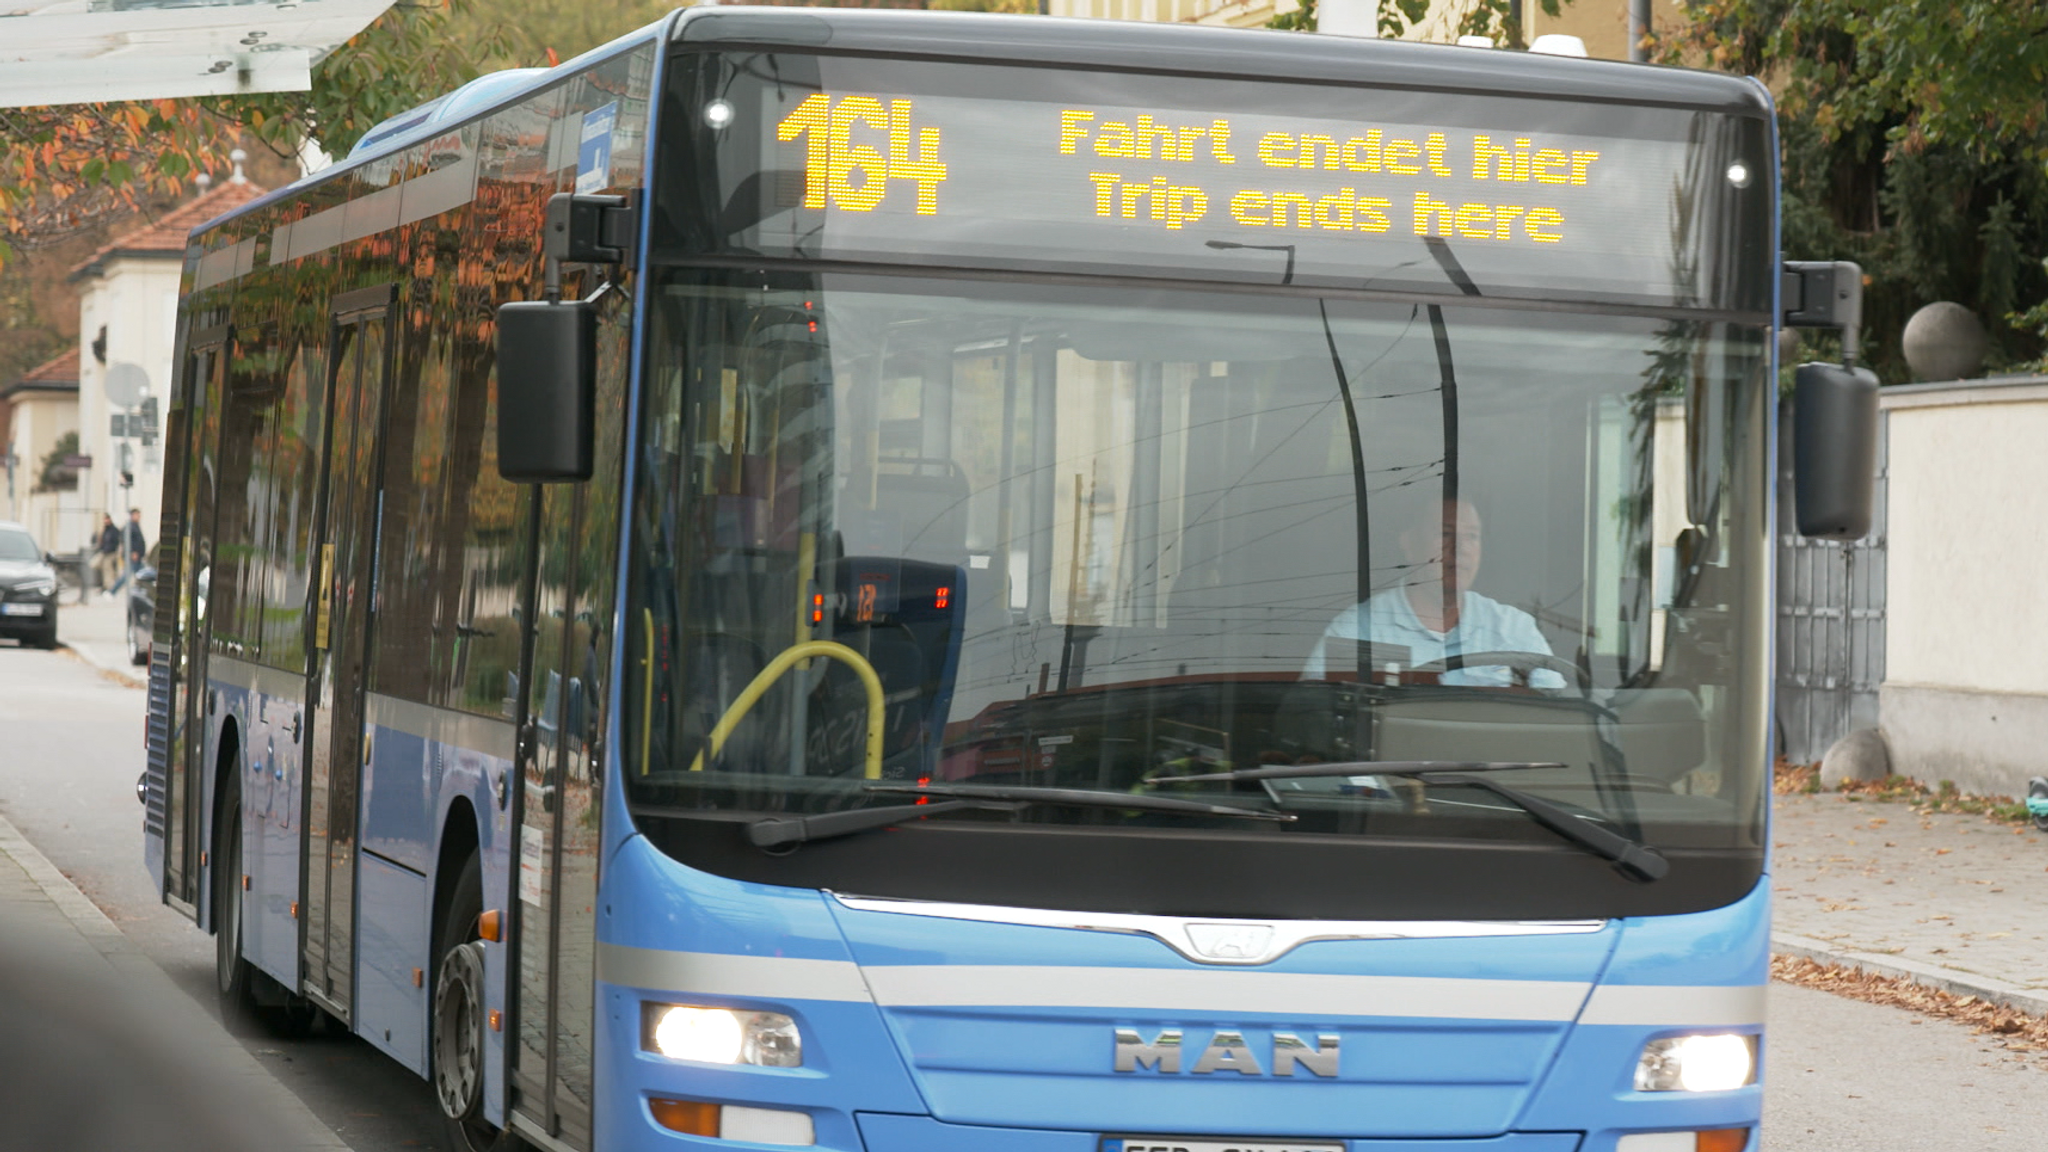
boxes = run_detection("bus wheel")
[215,779,316,1037]
[214,786,256,1013]
[432,854,511,1151]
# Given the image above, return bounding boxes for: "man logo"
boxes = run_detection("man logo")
[1184,922,1276,962]
[1113,1029,1340,1077]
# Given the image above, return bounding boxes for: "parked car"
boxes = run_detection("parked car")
[127,546,157,666]
[0,521,60,650]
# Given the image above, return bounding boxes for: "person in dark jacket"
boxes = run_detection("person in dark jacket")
[92,514,121,593]
[106,509,148,597]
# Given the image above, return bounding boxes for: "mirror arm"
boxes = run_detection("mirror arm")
[1781,260,1864,369]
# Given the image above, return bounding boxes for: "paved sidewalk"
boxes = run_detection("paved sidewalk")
[1772,790,2048,1016]
[51,588,139,682]
[0,810,347,1150]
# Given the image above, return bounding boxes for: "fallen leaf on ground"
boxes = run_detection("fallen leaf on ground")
[1772,955,2048,1067]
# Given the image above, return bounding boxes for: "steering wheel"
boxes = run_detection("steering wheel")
[1408,649,1581,691]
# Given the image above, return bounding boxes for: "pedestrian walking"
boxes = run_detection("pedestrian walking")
[107,508,147,597]
[92,514,121,593]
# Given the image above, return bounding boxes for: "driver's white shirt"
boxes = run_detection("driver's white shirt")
[1303,588,1565,688]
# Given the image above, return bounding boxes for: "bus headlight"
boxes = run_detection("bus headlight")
[643,1004,802,1067]
[1633,1033,1756,1092]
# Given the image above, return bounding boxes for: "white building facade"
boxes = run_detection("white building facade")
[0,350,84,552]
[69,174,265,559]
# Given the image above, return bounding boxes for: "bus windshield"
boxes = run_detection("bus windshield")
[623,268,1773,886]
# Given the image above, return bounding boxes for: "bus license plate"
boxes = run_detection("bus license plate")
[1105,1131,1343,1139]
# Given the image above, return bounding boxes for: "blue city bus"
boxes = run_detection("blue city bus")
[144,8,1875,1152]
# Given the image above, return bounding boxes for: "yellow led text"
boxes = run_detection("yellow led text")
[1470,136,1601,185]
[1228,188,1394,233]
[1088,173,1212,229]
[1252,130,1454,177]
[778,93,949,214]
[1412,193,1565,242]
[1060,110,1239,164]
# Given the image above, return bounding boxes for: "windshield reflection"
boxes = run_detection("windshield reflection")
[625,271,1771,851]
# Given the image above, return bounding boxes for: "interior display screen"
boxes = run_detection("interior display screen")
[661,51,1772,312]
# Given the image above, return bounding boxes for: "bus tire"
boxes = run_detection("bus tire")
[214,779,258,1015]
[432,853,515,1151]
[214,774,316,1037]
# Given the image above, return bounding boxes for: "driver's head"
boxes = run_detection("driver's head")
[1398,497,1482,594]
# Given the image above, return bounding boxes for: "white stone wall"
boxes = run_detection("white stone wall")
[75,255,179,552]
[1879,377,2048,798]
[3,392,84,551]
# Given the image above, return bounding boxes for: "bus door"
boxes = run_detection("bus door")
[154,327,229,915]
[507,481,598,1146]
[301,285,395,1019]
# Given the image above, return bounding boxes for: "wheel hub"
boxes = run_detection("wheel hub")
[433,940,487,1121]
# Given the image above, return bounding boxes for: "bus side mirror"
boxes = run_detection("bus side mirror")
[1791,361,1878,539]
[495,299,594,482]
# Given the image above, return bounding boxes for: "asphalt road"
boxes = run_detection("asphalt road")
[7,632,2048,1151]
[0,637,452,1152]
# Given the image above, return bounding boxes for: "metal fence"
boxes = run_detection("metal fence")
[1774,401,1889,764]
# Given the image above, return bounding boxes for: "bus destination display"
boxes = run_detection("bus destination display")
[745,81,1738,305]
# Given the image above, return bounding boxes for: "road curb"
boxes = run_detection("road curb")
[0,809,350,1150]
[1772,931,2048,1018]
[57,639,145,687]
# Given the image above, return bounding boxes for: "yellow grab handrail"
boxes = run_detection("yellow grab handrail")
[688,640,887,780]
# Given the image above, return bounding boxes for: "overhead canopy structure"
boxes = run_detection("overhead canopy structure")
[0,0,396,108]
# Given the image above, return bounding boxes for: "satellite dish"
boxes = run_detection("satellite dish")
[105,362,149,409]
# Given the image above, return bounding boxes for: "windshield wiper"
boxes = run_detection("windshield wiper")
[747,799,1022,849]
[1144,760,1566,785]
[748,784,1293,850]
[1145,761,1666,884]
[867,782,1295,822]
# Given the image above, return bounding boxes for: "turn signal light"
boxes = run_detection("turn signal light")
[1697,1130,1749,1152]
[649,1098,719,1136]
[648,1098,815,1145]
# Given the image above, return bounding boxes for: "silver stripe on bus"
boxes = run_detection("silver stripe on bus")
[280,204,345,263]
[596,943,874,1003]
[398,146,479,227]
[1576,982,1766,1028]
[362,693,517,762]
[597,943,1758,1028]
[207,653,312,702]
[831,892,1605,966]
[860,965,1593,1021]
[193,236,257,291]
[202,664,517,761]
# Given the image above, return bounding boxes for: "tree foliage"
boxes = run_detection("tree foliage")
[1664,0,2048,378]
[35,431,80,494]
[1270,0,1569,49]
[0,1,510,265]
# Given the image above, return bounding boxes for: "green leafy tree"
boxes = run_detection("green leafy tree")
[1664,0,2048,378]
[0,1,512,265]
[1271,0,1572,49]
[35,431,80,494]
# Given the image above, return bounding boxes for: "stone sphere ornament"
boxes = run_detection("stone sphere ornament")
[1901,301,1987,382]
[1777,327,1802,367]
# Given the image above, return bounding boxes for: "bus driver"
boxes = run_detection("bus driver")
[1302,496,1566,689]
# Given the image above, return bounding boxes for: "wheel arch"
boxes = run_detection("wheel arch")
[433,797,484,944]
[205,712,244,935]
